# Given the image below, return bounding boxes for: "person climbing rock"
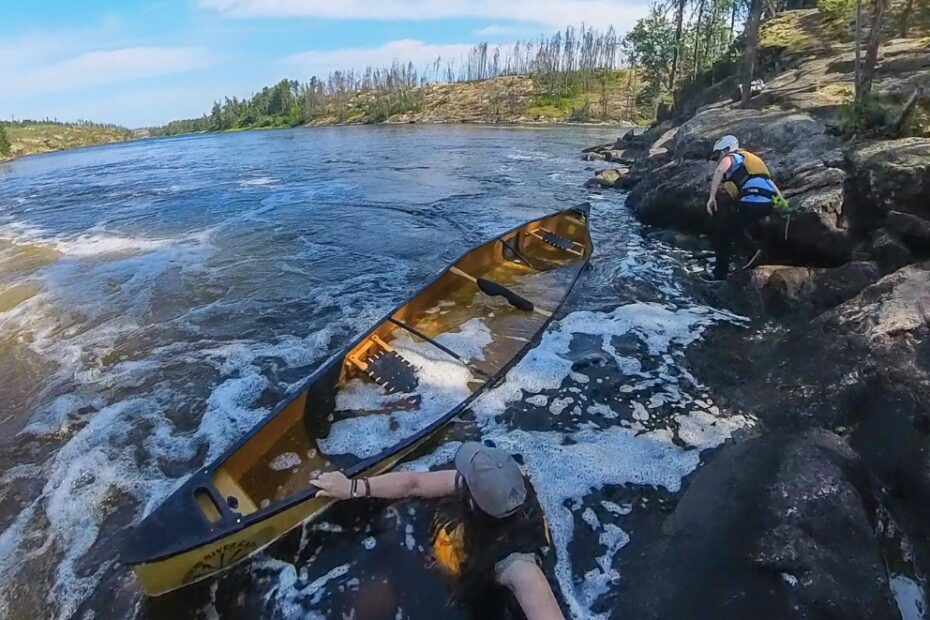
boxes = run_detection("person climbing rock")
[704,135,787,281]
[311,442,564,620]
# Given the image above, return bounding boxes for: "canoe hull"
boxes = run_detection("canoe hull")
[133,435,428,595]
[124,205,593,596]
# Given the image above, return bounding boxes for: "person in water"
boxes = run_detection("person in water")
[311,442,564,620]
[705,134,787,280]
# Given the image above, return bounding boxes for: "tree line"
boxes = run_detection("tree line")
[153,25,635,135]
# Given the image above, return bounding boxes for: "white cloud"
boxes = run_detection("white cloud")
[201,0,648,30]
[1,47,213,100]
[281,39,476,75]
[474,24,541,38]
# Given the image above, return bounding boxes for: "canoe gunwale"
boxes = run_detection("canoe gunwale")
[122,204,593,567]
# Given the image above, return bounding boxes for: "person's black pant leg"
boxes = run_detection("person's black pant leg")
[711,195,740,279]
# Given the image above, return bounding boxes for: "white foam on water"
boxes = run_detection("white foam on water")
[526,394,549,407]
[270,452,302,471]
[238,176,276,187]
[892,575,927,620]
[460,302,749,619]
[600,500,631,516]
[431,317,492,362]
[0,285,339,619]
[472,302,737,428]
[54,233,172,257]
[549,397,572,415]
[0,398,188,620]
[587,403,618,419]
[254,557,346,619]
[404,524,416,551]
[396,441,462,472]
[489,409,745,620]
[318,323,487,459]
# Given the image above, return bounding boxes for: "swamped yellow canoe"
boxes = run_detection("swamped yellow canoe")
[121,204,594,596]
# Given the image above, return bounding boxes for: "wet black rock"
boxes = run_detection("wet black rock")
[618,430,897,620]
[886,210,930,254]
[846,138,930,231]
[870,229,913,274]
[741,261,881,316]
[646,229,713,254]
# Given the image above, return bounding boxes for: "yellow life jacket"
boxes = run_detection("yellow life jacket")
[433,522,467,577]
[723,149,774,199]
[431,516,553,578]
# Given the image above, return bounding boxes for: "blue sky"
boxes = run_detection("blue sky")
[1,0,650,128]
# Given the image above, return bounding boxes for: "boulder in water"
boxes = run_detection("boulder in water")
[620,430,899,619]
[587,167,629,189]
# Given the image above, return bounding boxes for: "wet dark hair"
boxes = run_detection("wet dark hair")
[443,477,549,617]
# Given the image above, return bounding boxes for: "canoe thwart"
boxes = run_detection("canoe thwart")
[387,317,492,379]
[449,267,552,318]
[499,236,538,271]
[529,227,585,257]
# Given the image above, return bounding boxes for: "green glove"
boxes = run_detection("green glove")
[773,195,790,212]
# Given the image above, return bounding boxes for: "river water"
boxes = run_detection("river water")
[0,125,750,619]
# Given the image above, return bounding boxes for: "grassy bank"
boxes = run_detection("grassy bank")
[0,122,134,163]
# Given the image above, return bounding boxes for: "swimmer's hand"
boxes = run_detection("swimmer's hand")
[311,471,352,500]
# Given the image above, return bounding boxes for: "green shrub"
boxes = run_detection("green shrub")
[819,0,856,28]
[839,95,890,138]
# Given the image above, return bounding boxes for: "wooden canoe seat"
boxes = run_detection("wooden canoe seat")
[529,228,585,257]
[347,335,419,394]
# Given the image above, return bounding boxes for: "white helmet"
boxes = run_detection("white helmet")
[713,135,740,155]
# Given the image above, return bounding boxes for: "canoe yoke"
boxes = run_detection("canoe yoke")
[529,227,585,258]
[347,334,419,394]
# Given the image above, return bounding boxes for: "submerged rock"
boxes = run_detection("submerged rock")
[587,168,630,189]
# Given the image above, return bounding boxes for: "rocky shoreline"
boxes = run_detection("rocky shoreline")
[583,9,930,617]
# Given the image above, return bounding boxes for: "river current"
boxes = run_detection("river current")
[0,125,749,619]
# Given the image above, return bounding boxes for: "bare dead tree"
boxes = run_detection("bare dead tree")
[692,0,707,78]
[855,0,863,93]
[858,0,887,101]
[741,0,763,107]
[900,0,915,37]
[669,0,688,88]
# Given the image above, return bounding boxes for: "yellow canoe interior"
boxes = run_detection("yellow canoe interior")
[123,206,592,595]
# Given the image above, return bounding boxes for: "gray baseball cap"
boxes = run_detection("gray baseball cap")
[454,442,527,518]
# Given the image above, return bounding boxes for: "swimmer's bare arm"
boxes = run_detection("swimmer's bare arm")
[499,560,565,620]
[311,470,457,500]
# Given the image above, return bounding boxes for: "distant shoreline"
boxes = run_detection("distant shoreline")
[2,119,642,164]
